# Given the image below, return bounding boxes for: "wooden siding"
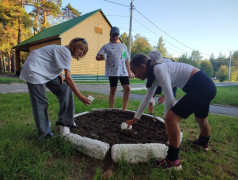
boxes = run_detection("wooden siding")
[29,39,61,53]
[60,11,110,75]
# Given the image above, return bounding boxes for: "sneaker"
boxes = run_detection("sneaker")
[56,121,65,126]
[191,139,209,151]
[56,121,78,128]
[45,132,55,139]
[153,158,182,171]
[69,123,78,128]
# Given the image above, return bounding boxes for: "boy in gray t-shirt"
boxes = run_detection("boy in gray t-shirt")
[96,26,132,111]
[20,38,92,140]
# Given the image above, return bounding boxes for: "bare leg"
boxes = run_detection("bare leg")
[195,117,210,137]
[148,103,154,114]
[122,84,130,111]
[109,86,117,108]
[148,94,156,114]
[165,110,182,148]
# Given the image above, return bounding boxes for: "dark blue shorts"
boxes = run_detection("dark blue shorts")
[109,76,130,87]
[171,71,216,119]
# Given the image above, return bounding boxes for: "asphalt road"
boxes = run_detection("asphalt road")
[0,82,237,117]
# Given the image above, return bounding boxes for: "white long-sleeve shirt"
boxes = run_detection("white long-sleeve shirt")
[134,62,194,119]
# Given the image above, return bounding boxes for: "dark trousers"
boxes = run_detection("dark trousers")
[27,76,75,139]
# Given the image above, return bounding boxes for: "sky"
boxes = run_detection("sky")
[61,0,238,59]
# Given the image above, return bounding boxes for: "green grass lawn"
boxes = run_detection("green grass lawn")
[131,85,238,107]
[74,78,146,84]
[0,76,23,84]
[0,76,145,84]
[0,92,237,179]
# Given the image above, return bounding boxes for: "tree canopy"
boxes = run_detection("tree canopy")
[131,34,153,58]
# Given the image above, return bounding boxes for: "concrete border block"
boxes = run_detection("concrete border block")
[74,111,90,118]
[65,133,110,160]
[111,143,168,163]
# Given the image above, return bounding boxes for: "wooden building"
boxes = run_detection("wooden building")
[13,9,121,80]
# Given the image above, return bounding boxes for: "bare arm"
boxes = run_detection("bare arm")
[64,69,91,106]
[96,54,105,61]
[125,60,132,78]
[125,117,138,127]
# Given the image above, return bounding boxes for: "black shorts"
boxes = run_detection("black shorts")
[171,71,216,119]
[154,86,177,98]
[154,86,162,95]
[109,76,130,87]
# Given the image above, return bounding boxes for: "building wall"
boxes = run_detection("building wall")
[60,11,111,75]
[29,39,61,53]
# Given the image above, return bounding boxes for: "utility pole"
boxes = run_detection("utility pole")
[228,51,233,83]
[128,0,133,60]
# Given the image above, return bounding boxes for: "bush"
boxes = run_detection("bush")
[200,60,214,78]
[216,65,228,82]
[230,67,238,82]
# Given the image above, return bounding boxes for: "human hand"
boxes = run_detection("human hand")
[97,54,105,60]
[125,117,138,128]
[80,96,92,106]
[129,73,133,79]
[158,95,164,105]
[59,75,65,84]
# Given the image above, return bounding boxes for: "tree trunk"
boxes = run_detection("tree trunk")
[43,0,47,29]
[0,56,2,73]
[8,52,11,72]
[3,56,6,73]
[34,7,40,35]
[17,0,24,44]
[11,52,15,73]
[43,7,47,28]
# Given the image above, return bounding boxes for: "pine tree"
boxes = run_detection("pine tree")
[156,37,167,57]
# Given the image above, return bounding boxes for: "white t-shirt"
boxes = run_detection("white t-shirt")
[97,42,129,77]
[134,62,194,119]
[19,45,72,84]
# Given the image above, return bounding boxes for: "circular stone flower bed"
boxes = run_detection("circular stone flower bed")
[60,109,181,163]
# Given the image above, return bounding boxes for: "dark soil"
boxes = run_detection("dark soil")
[71,110,168,145]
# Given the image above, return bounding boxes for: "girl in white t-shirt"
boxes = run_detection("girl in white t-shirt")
[125,53,216,170]
[20,38,92,140]
[96,27,132,111]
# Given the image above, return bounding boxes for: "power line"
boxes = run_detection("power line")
[133,8,213,58]
[134,8,194,51]
[106,15,129,18]
[103,0,130,7]
[102,0,217,58]
[133,17,189,54]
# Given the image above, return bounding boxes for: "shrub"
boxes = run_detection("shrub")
[216,65,228,82]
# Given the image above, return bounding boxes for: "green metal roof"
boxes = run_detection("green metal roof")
[13,9,101,49]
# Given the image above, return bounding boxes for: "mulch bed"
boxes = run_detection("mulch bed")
[71,110,168,145]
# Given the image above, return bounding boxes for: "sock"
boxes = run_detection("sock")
[199,135,210,145]
[166,145,180,161]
